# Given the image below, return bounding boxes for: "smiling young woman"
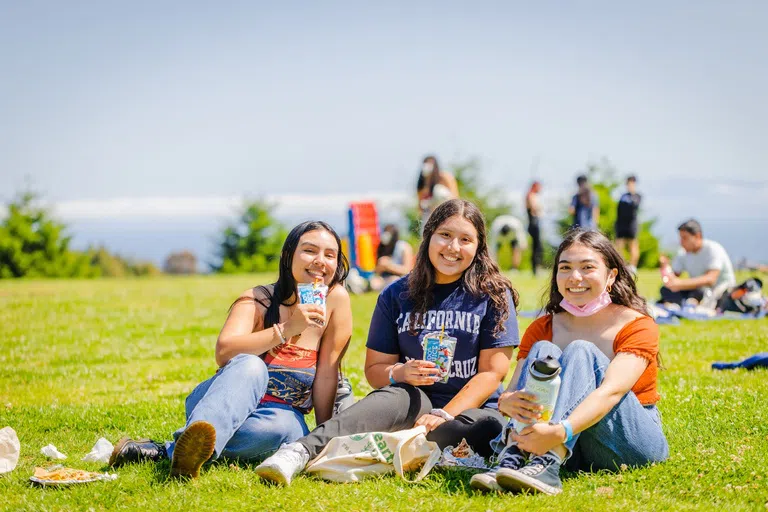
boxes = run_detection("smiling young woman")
[254,199,521,486]
[108,221,352,479]
[472,229,668,496]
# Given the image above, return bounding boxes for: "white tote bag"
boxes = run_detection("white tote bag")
[305,426,441,483]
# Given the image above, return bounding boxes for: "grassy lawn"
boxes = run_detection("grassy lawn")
[1,271,767,511]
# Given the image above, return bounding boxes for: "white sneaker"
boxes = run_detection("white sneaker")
[254,442,310,485]
[470,471,501,492]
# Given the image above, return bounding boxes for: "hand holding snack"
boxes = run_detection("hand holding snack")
[392,359,441,386]
[422,332,457,383]
[283,304,325,338]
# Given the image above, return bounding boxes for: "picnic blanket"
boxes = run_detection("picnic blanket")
[519,305,766,325]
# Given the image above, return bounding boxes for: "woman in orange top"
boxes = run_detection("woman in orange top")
[472,229,668,495]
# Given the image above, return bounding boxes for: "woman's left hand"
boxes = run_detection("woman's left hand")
[510,422,566,456]
[414,413,447,432]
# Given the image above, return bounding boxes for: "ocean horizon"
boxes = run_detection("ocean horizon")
[66,214,768,272]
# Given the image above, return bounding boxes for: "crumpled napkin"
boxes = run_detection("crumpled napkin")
[0,427,20,473]
[82,438,114,463]
[41,444,67,460]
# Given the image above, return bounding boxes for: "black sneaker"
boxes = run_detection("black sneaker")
[109,438,167,467]
[495,451,563,495]
[470,445,526,492]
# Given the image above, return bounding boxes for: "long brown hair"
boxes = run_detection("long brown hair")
[543,229,648,316]
[407,199,520,336]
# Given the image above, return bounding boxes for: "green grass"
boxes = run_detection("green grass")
[1,271,767,511]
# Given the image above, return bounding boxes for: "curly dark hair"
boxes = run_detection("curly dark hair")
[543,228,649,316]
[407,199,519,337]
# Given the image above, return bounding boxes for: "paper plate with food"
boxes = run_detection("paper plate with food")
[30,466,117,486]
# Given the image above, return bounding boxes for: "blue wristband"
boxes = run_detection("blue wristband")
[560,419,574,443]
[389,363,402,385]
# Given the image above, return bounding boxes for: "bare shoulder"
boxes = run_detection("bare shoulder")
[612,304,645,324]
[234,285,273,310]
[327,283,351,310]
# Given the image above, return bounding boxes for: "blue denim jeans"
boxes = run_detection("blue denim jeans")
[492,340,669,471]
[166,353,309,462]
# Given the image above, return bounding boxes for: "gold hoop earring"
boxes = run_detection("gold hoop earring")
[607,284,613,293]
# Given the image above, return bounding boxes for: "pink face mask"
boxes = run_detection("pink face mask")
[560,290,612,317]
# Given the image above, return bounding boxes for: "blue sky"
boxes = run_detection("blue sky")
[1,1,766,263]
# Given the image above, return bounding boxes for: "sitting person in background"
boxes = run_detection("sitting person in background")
[489,215,528,270]
[658,219,736,307]
[369,224,414,291]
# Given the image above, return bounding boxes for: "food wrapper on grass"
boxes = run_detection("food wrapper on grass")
[40,444,67,460]
[30,465,118,487]
[438,438,490,471]
[82,438,114,463]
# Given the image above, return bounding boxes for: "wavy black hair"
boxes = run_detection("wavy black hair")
[407,199,519,337]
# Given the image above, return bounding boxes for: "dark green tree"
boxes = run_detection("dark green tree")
[211,200,287,273]
[556,159,661,268]
[0,191,96,278]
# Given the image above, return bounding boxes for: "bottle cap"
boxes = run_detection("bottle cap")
[530,356,562,380]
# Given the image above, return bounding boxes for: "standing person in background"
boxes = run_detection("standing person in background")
[416,155,459,227]
[569,175,599,230]
[526,181,544,276]
[614,176,642,273]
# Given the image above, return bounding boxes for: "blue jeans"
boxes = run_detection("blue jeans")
[166,353,309,462]
[492,340,669,471]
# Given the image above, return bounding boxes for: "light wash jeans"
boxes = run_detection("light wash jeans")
[492,340,669,471]
[166,353,309,462]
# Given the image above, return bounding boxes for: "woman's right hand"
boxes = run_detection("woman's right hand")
[498,390,542,423]
[282,304,325,339]
[392,359,441,386]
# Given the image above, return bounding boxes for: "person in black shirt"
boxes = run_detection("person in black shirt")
[614,176,642,271]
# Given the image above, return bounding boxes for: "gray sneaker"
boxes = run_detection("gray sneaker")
[470,471,501,492]
[470,445,526,492]
[496,451,563,495]
[254,442,310,486]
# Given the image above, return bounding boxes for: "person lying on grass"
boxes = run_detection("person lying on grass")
[254,199,521,485]
[471,229,669,496]
[109,221,353,478]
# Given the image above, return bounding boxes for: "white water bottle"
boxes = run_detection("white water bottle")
[514,355,562,433]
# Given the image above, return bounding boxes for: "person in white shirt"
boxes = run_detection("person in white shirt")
[658,219,736,306]
[489,215,528,270]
